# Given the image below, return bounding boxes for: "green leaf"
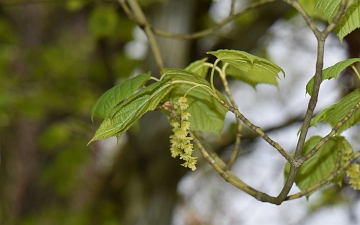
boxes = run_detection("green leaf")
[161,67,228,135]
[89,78,173,143]
[315,0,360,42]
[310,88,360,134]
[298,0,329,20]
[306,58,360,95]
[169,84,227,136]
[285,136,352,195]
[225,66,279,87]
[314,0,340,19]
[162,68,212,86]
[298,136,352,191]
[208,49,284,87]
[184,58,209,78]
[298,0,316,17]
[91,72,151,121]
[334,0,360,42]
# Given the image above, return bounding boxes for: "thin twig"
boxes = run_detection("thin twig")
[191,132,278,203]
[282,0,320,37]
[151,0,275,39]
[219,63,242,168]
[276,0,353,203]
[213,95,292,164]
[351,65,360,80]
[121,0,164,70]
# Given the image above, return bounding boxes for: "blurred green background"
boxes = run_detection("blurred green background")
[1,0,359,225]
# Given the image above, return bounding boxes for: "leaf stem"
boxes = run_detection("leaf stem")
[170,80,214,94]
[210,59,221,92]
[204,62,222,74]
[351,65,360,80]
[219,63,242,168]
[184,84,208,98]
[150,76,160,82]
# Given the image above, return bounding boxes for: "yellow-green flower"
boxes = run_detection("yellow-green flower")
[346,163,360,190]
[178,97,187,103]
[170,120,180,128]
[168,96,196,171]
[170,146,182,158]
[181,112,191,120]
[182,157,197,171]
[175,129,188,139]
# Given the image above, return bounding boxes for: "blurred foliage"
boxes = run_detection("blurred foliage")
[0,0,137,223]
[1,0,359,224]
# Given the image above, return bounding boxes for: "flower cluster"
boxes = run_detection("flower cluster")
[343,147,360,190]
[169,97,197,171]
[346,163,360,190]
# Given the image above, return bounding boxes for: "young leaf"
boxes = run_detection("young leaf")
[91,72,151,121]
[89,78,173,144]
[161,67,228,135]
[315,0,360,42]
[306,58,360,95]
[169,84,228,136]
[225,66,279,87]
[298,0,328,20]
[286,136,352,195]
[208,49,284,87]
[310,89,360,134]
[314,0,340,20]
[334,1,360,42]
[185,58,209,78]
[89,95,152,143]
[162,68,211,86]
[298,0,316,16]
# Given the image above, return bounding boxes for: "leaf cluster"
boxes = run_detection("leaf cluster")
[89,49,284,143]
[88,0,360,204]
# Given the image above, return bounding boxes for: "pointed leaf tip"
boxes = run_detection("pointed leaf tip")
[208,49,284,87]
[306,58,360,95]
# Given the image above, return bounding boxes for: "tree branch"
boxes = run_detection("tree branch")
[277,0,353,203]
[219,64,242,169]
[214,96,293,164]
[282,0,321,37]
[120,0,164,70]
[191,132,279,203]
[151,0,275,39]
